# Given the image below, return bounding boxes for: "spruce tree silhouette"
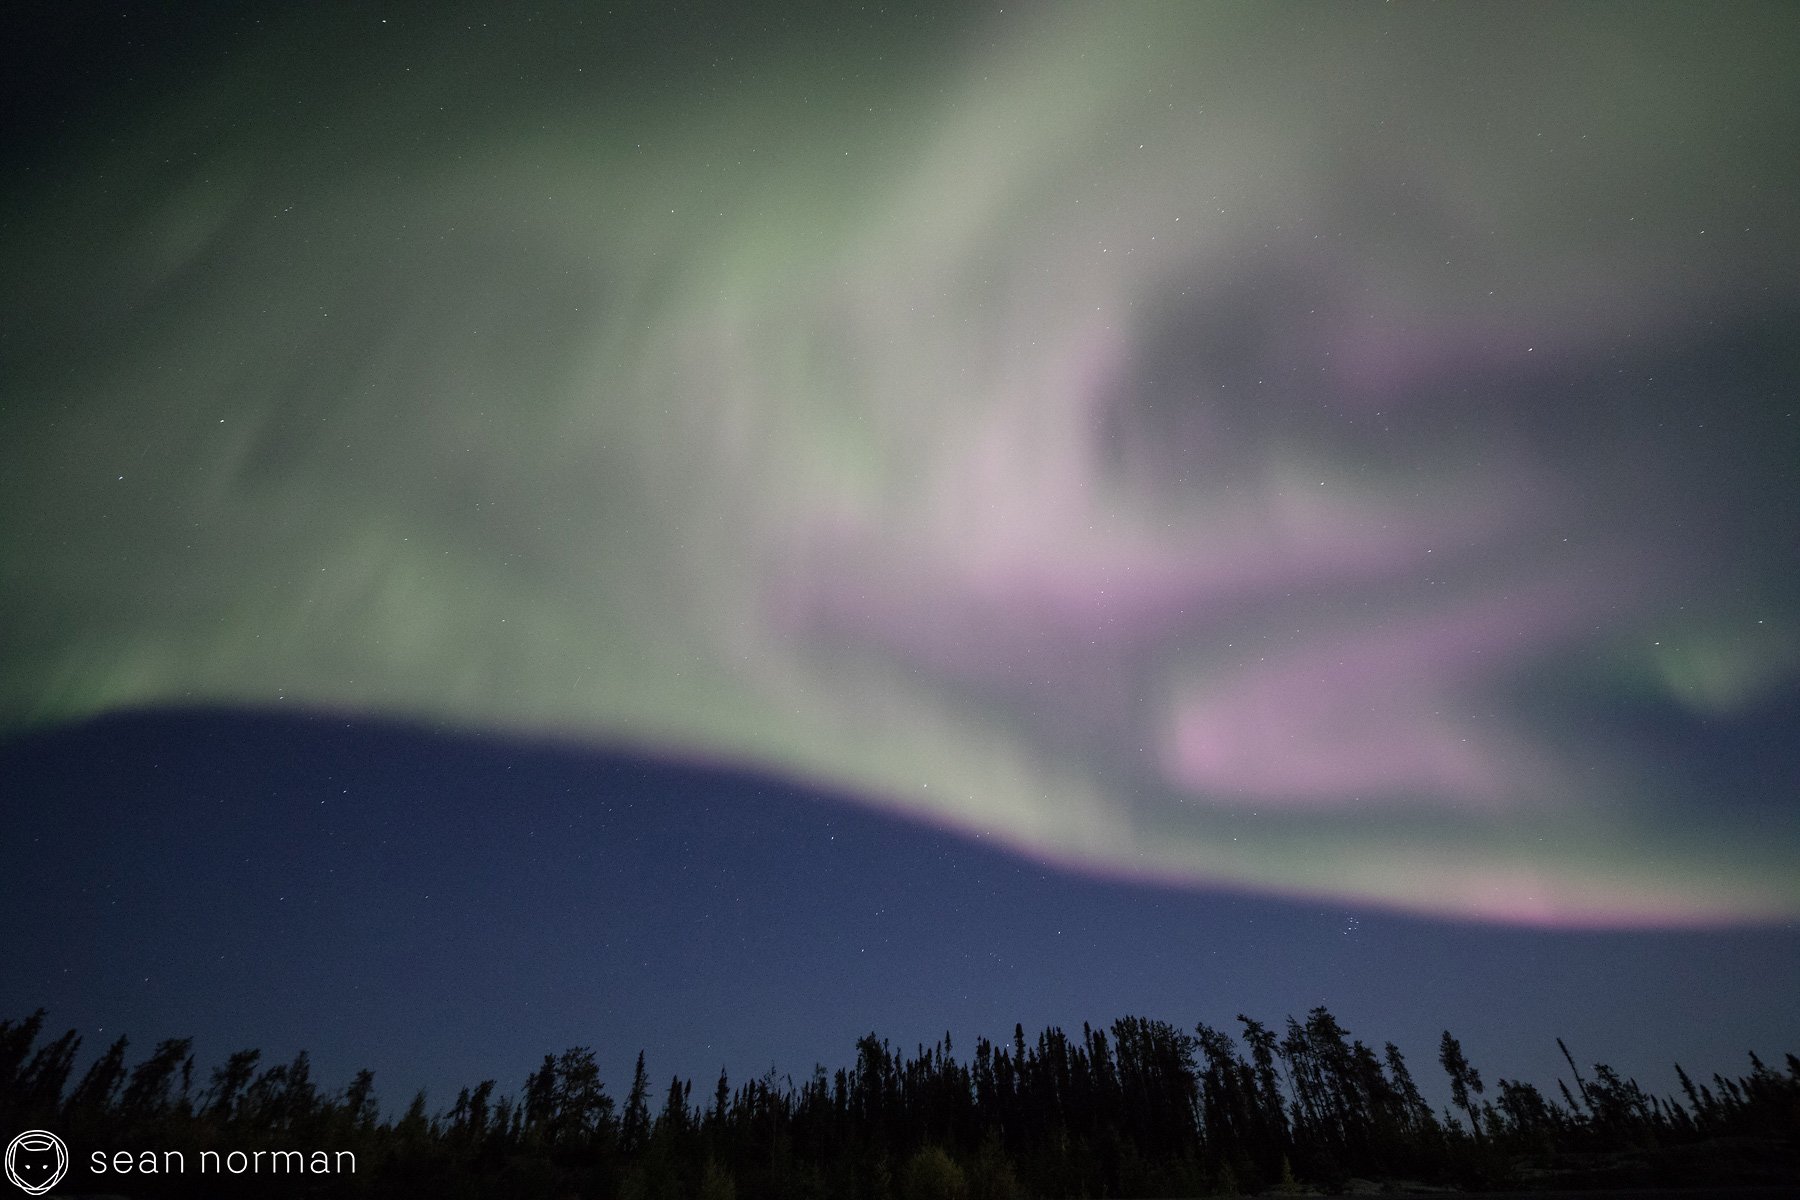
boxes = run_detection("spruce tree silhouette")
[1438,1030,1486,1140]
[621,1048,652,1153]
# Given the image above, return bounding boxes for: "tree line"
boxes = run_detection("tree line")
[2,1005,1795,1198]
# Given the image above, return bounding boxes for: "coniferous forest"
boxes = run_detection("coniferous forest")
[3,1006,1796,1199]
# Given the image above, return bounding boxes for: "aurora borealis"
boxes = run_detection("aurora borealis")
[2,0,1799,1139]
[4,1,1799,931]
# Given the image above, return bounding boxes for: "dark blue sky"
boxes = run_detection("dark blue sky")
[3,709,1794,1118]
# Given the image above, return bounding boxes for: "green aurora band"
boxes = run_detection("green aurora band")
[4,2,1799,924]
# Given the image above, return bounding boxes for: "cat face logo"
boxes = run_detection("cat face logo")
[4,1131,68,1196]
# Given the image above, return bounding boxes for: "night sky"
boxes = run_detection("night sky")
[3,1,1797,1117]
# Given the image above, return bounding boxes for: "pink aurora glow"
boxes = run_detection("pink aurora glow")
[1161,583,1611,807]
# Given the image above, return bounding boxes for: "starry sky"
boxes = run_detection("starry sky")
[2,1,1797,1112]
